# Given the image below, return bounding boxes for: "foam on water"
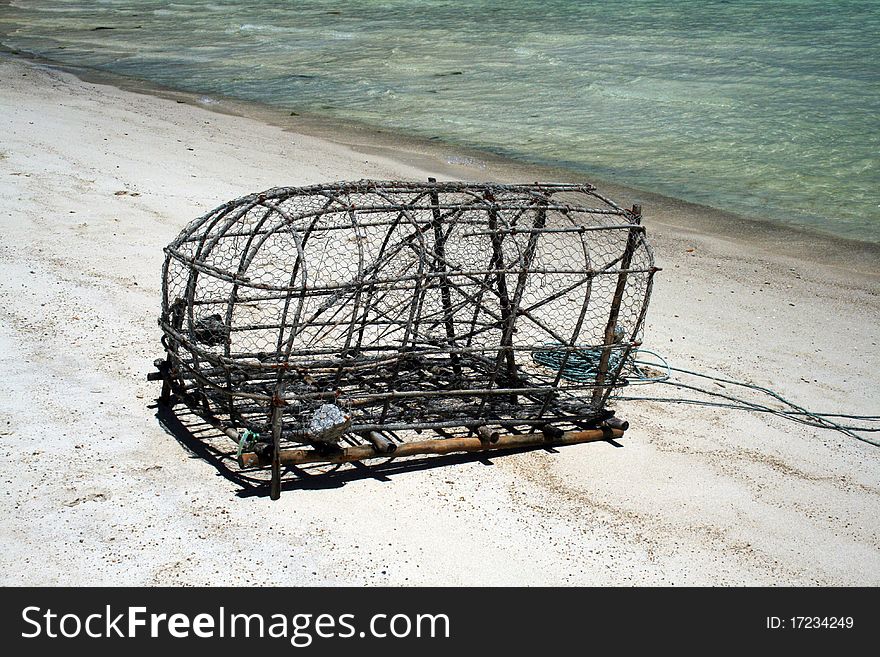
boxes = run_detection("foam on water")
[2,0,878,241]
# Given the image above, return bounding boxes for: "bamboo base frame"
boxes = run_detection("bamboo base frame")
[239,425,625,468]
[151,365,625,498]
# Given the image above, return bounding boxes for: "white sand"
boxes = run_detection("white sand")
[1,56,878,586]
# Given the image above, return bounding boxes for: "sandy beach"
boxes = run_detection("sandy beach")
[1,54,878,586]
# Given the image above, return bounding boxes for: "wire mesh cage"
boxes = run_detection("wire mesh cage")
[154,180,657,497]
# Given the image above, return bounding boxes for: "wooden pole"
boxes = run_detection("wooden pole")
[476,425,500,444]
[362,430,397,454]
[239,426,623,469]
[151,357,174,405]
[428,177,462,381]
[486,193,516,380]
[591,210,641,407]
[269,397,283,500]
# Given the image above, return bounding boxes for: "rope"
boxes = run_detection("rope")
[531,343,878,446]
[622,357,880,447]
[236,428,261,460]
[532,344,671,384]
[531,344,623,383]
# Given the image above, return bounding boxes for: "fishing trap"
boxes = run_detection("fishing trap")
[151,180,657,498]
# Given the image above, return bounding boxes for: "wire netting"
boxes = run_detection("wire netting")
[159,180,656,448]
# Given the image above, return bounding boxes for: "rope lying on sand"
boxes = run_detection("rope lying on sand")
[625,354,880,446]
[533,345,879,446]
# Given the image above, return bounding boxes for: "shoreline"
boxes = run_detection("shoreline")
[1,51,878,585]
[3,48,879,276]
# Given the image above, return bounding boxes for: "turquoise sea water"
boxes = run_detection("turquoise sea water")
[2,0,878,241]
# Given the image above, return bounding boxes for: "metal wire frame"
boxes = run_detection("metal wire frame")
[157,180,656,451]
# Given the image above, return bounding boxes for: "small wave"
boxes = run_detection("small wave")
[324,31,355,40]
[237,23,300,34]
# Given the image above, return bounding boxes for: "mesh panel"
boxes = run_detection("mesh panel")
[159,181,656,445]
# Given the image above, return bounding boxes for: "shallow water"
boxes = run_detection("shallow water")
[2,0,878,241]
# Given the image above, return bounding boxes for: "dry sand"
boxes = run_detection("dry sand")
[1,55,878,586]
